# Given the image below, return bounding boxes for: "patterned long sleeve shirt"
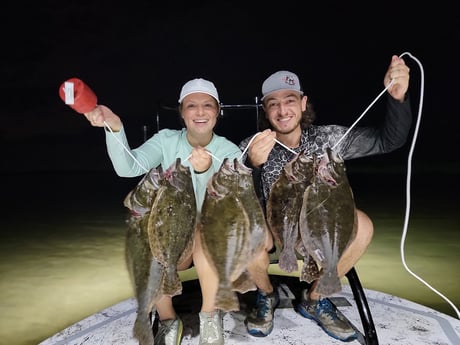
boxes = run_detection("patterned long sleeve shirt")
[239,94,412,202]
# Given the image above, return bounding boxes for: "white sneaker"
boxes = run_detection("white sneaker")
[199,310,224,345]
[154,317,183,345]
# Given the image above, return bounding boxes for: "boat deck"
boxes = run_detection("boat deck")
[39,274,460,345]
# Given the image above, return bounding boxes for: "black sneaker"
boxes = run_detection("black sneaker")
[296,297,357,342]
[245,289,280,337]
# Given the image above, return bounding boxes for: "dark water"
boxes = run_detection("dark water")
[1,170,459,345]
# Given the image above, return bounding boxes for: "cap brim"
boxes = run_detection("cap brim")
[178,91,220,103]
[261,89,303,101]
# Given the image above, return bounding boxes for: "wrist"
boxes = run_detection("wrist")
[194,169,208,174]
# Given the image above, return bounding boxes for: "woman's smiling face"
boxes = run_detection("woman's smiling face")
[180,92,219,135]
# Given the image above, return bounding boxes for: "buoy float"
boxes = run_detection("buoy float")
[58,78,97,114]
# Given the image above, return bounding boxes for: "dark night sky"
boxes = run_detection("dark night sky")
[1,1,459,173]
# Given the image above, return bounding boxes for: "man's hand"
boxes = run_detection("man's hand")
[247,129,277,167]
[384,55,410,102]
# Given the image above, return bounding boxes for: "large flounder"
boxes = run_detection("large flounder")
[124,168,165,345]
[234,158,271,261]
[299,147,357,296]
[199,158,252,312]
[266,150,315,273]
[148,158,197,298]
[232,158,271,293]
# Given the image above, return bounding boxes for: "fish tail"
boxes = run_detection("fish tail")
[278,249,299,273]
[215,284,240,312]
[133,310,154,345]
[232,271,257,293]
[316,269,342,296]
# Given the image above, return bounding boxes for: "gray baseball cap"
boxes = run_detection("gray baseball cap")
[178,78,220,103]
[261,70,303,100]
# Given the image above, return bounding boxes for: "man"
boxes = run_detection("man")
[239,55,411,341]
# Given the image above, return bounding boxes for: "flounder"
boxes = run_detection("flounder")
[148,158,197,297]
[299,147,357,296]
[199,158,252,311]
[124,167,165,345]
[266,150,315,272]
[232,158,271,293]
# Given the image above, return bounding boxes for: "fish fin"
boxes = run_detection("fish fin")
[232,270,257,293]
[300,255,321,283]
[177,237,194,267]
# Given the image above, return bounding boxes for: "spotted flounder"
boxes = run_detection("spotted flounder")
[199,158,255,312]
[266,150,315,273]
[299,147,357,296]
[234,158,272,262]
[124,167,165,345]
[148,158,197,298]
[232,158,272,293]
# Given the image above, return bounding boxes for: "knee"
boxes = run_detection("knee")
[356,209,374,246]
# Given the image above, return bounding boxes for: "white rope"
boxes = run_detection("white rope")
[185,149,222,164]
[397,52,459,319]
[239,132,296,162]
[331,79,394,151]
[274,139,297,154]
[239,132,260,160]
[330,52,459,318]
[103,121,149,173]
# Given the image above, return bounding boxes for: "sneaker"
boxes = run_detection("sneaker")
[199,310,224,345]
[154,317,183,345]
[245,289,280,337]
[296,296,357,342]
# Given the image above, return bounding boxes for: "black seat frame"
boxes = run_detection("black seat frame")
[345,267,379,345]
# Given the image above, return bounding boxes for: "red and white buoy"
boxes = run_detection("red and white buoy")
[58,77,97,114]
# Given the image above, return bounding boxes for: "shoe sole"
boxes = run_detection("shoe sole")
[247,327,273,337]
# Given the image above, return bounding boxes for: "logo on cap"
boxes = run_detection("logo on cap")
[283,75,297,86]
[261,70,303,100]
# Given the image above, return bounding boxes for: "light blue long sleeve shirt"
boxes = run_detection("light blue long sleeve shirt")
[105,127,242,212]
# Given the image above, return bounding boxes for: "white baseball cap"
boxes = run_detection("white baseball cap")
[178,78,220,103]
[261,70,303,100]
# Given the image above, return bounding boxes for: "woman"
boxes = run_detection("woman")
[84,78,241,345]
